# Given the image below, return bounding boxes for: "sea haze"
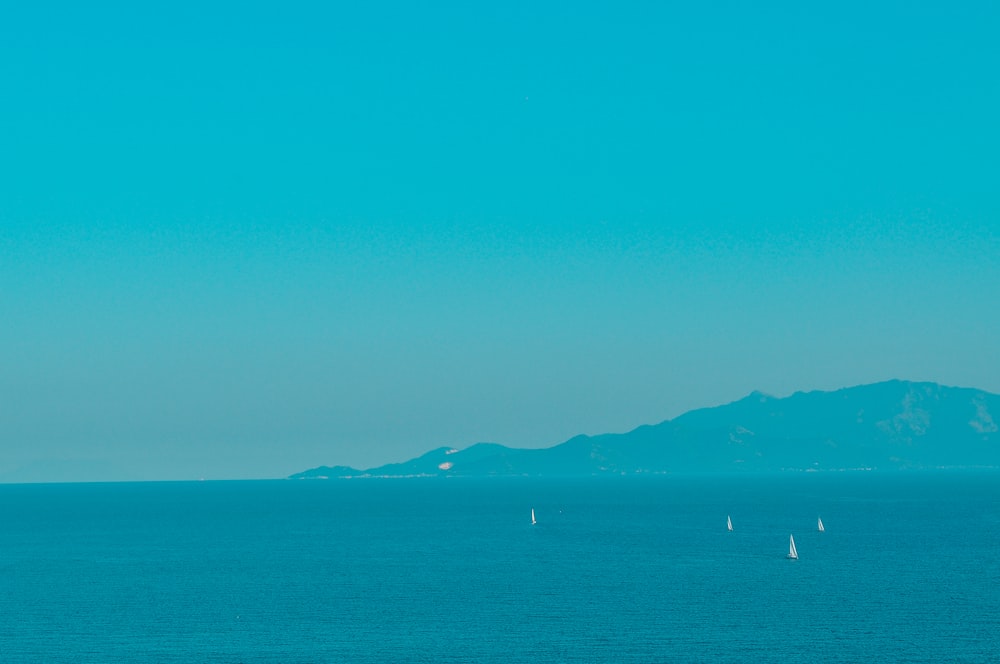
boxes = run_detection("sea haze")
[1,472,998,663]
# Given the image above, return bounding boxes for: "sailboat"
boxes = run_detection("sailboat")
[727,515,733,532]
[817,517,825,532]
[787,534,798,560]
[531,508,537,525]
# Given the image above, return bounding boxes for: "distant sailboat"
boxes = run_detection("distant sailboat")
[727,515,733,532]
[531,508,537,525]
[817,517,825,532]
[787,534,798,560]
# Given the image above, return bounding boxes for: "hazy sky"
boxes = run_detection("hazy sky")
[2,2,998,481]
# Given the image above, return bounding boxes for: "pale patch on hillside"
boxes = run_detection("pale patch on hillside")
[970,397,998,434]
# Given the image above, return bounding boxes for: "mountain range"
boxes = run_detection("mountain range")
[290,380,1000,478]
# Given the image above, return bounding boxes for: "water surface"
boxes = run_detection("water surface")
[1,472,997,662]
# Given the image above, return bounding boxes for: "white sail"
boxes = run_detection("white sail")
[531,508,536,525]
[817,517,825,532]
[787,534,798,560]
[727,515,733,532]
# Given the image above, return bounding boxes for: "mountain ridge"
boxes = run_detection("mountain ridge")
[290,380,1000,478]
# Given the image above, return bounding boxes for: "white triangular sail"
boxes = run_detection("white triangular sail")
[817,517,825,532]
[531,508,536,525]
[787,534,798,560]
[727,515,733,532]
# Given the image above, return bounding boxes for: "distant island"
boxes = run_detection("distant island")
[290,380,1000,479]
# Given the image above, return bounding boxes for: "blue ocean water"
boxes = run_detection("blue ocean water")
[1,472,998,663]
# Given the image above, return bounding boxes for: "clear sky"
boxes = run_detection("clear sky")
[2,2,998,482]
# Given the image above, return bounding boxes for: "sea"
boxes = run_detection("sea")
[1,471,998,663]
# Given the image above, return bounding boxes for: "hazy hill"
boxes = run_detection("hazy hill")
[290,381,1000,478]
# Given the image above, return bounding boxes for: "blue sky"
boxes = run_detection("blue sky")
[1,2,998,481]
